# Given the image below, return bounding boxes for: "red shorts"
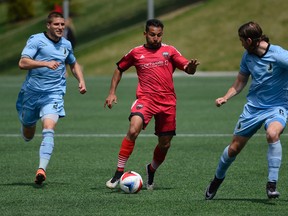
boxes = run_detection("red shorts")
[129,96,176,136]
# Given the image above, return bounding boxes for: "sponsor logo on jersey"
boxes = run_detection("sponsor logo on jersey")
[140,60,168,69]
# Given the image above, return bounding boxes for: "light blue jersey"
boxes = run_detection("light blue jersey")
[235,44,288,137]
[20,32,76,94]
[16,33,76,126]
[240,44,288,109]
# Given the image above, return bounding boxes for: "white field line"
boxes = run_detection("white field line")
[0,133,282,138]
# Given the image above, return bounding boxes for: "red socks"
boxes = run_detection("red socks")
[151,145,169,171]
[117,138,135,171]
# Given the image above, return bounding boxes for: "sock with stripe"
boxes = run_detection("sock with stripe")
[267,140,282,182]
[116,137,135,172]
[39,129,55,171]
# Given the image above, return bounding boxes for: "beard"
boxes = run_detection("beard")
[147,41,161,49]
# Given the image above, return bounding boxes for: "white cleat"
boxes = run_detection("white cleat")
[146,183,154,190]
[106,178,120,189]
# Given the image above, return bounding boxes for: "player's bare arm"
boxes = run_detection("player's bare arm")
[70,62,87,94]
[104,68,122,109]
[19,57,60,70]
[184,59,200,75]
[215,72,249,107]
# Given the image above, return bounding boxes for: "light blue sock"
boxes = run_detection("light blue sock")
[39,129,54,170]
[215,146,236,179]
[267,140,282,183]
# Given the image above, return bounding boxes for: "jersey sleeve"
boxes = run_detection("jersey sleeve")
[275,46,288,68]
[21,35,39,59]
[65,42,76,65]
[116,48,135,72]
[170,46,189,71]
[239,52,250,76]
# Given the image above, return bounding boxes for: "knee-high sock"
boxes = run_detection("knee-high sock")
[150,145,169,171]
[267,140,282,182]
[39,129,54,171]
[117,138,135,171]
[215,146,236,179]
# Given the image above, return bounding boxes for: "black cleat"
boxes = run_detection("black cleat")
[205,176,225,200]
[146,164,155,190]
[266,182,280,199]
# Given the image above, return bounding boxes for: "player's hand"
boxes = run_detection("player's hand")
[215,97,227,107]
[47,61,61,70]
[185,59,200,75]
[104,94,117,109]
[79,81,87,94]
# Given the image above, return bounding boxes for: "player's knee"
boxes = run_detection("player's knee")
[22,135,34,142]
[158,139,171,150]
[266,130,280,143]
[228,145,240,157]
[21,125,36,142]
[127,128,141,140]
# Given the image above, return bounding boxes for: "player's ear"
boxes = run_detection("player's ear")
[246,38,253,45]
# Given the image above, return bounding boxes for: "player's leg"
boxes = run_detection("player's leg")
[35,94,64,185]
[21,125,36,141]
[265,108,286,198]
[106,115,144,189]
[16,90,38,142]
[35,114,58,185]
[146,108,176,190]
[146,135,173,190]
[205,105,265,200]
[205,135,249,200]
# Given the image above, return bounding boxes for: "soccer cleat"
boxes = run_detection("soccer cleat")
[205,176,225,200]
[146,164,155,190]
[34,168,46,185]
[266,182,280,199]
[106,170,123,189]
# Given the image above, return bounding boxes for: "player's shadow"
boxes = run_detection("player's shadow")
[0,182,67,189]
[90,186,174,194]
[0,182,48,188]
[215,198,288,205]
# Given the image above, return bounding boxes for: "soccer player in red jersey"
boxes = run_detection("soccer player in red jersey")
[104,19,200,190]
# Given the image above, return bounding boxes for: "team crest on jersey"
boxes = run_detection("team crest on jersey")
[267,63,273,73]
[61,47,68,57]
[162,52,170,59]
[136,104,143,110]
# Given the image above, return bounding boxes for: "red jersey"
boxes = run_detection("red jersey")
[117,44,189,105]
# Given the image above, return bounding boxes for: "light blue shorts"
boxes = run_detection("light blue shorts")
[16,90,65,127]
[234,104,287,137]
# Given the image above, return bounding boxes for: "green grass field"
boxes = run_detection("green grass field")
[1,75,288,215]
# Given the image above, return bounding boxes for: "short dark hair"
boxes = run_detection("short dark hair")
[238,21,269,43]
[145,19,164,32]
[47,11,64,24]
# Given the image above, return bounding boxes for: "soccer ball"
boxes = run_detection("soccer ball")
[119,171,143,194]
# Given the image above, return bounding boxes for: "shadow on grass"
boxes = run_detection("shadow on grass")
[0,182,44,188]
[90,186,174,193]
[214,198,288,205]
[0,182,69,189]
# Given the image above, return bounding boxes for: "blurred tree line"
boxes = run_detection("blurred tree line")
[5,0,71,22]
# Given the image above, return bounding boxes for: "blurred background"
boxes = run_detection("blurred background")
[0,0,288,76]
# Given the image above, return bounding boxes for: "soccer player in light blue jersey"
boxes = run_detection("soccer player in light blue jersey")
[205,21,288,199]
[16,11,87,185]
